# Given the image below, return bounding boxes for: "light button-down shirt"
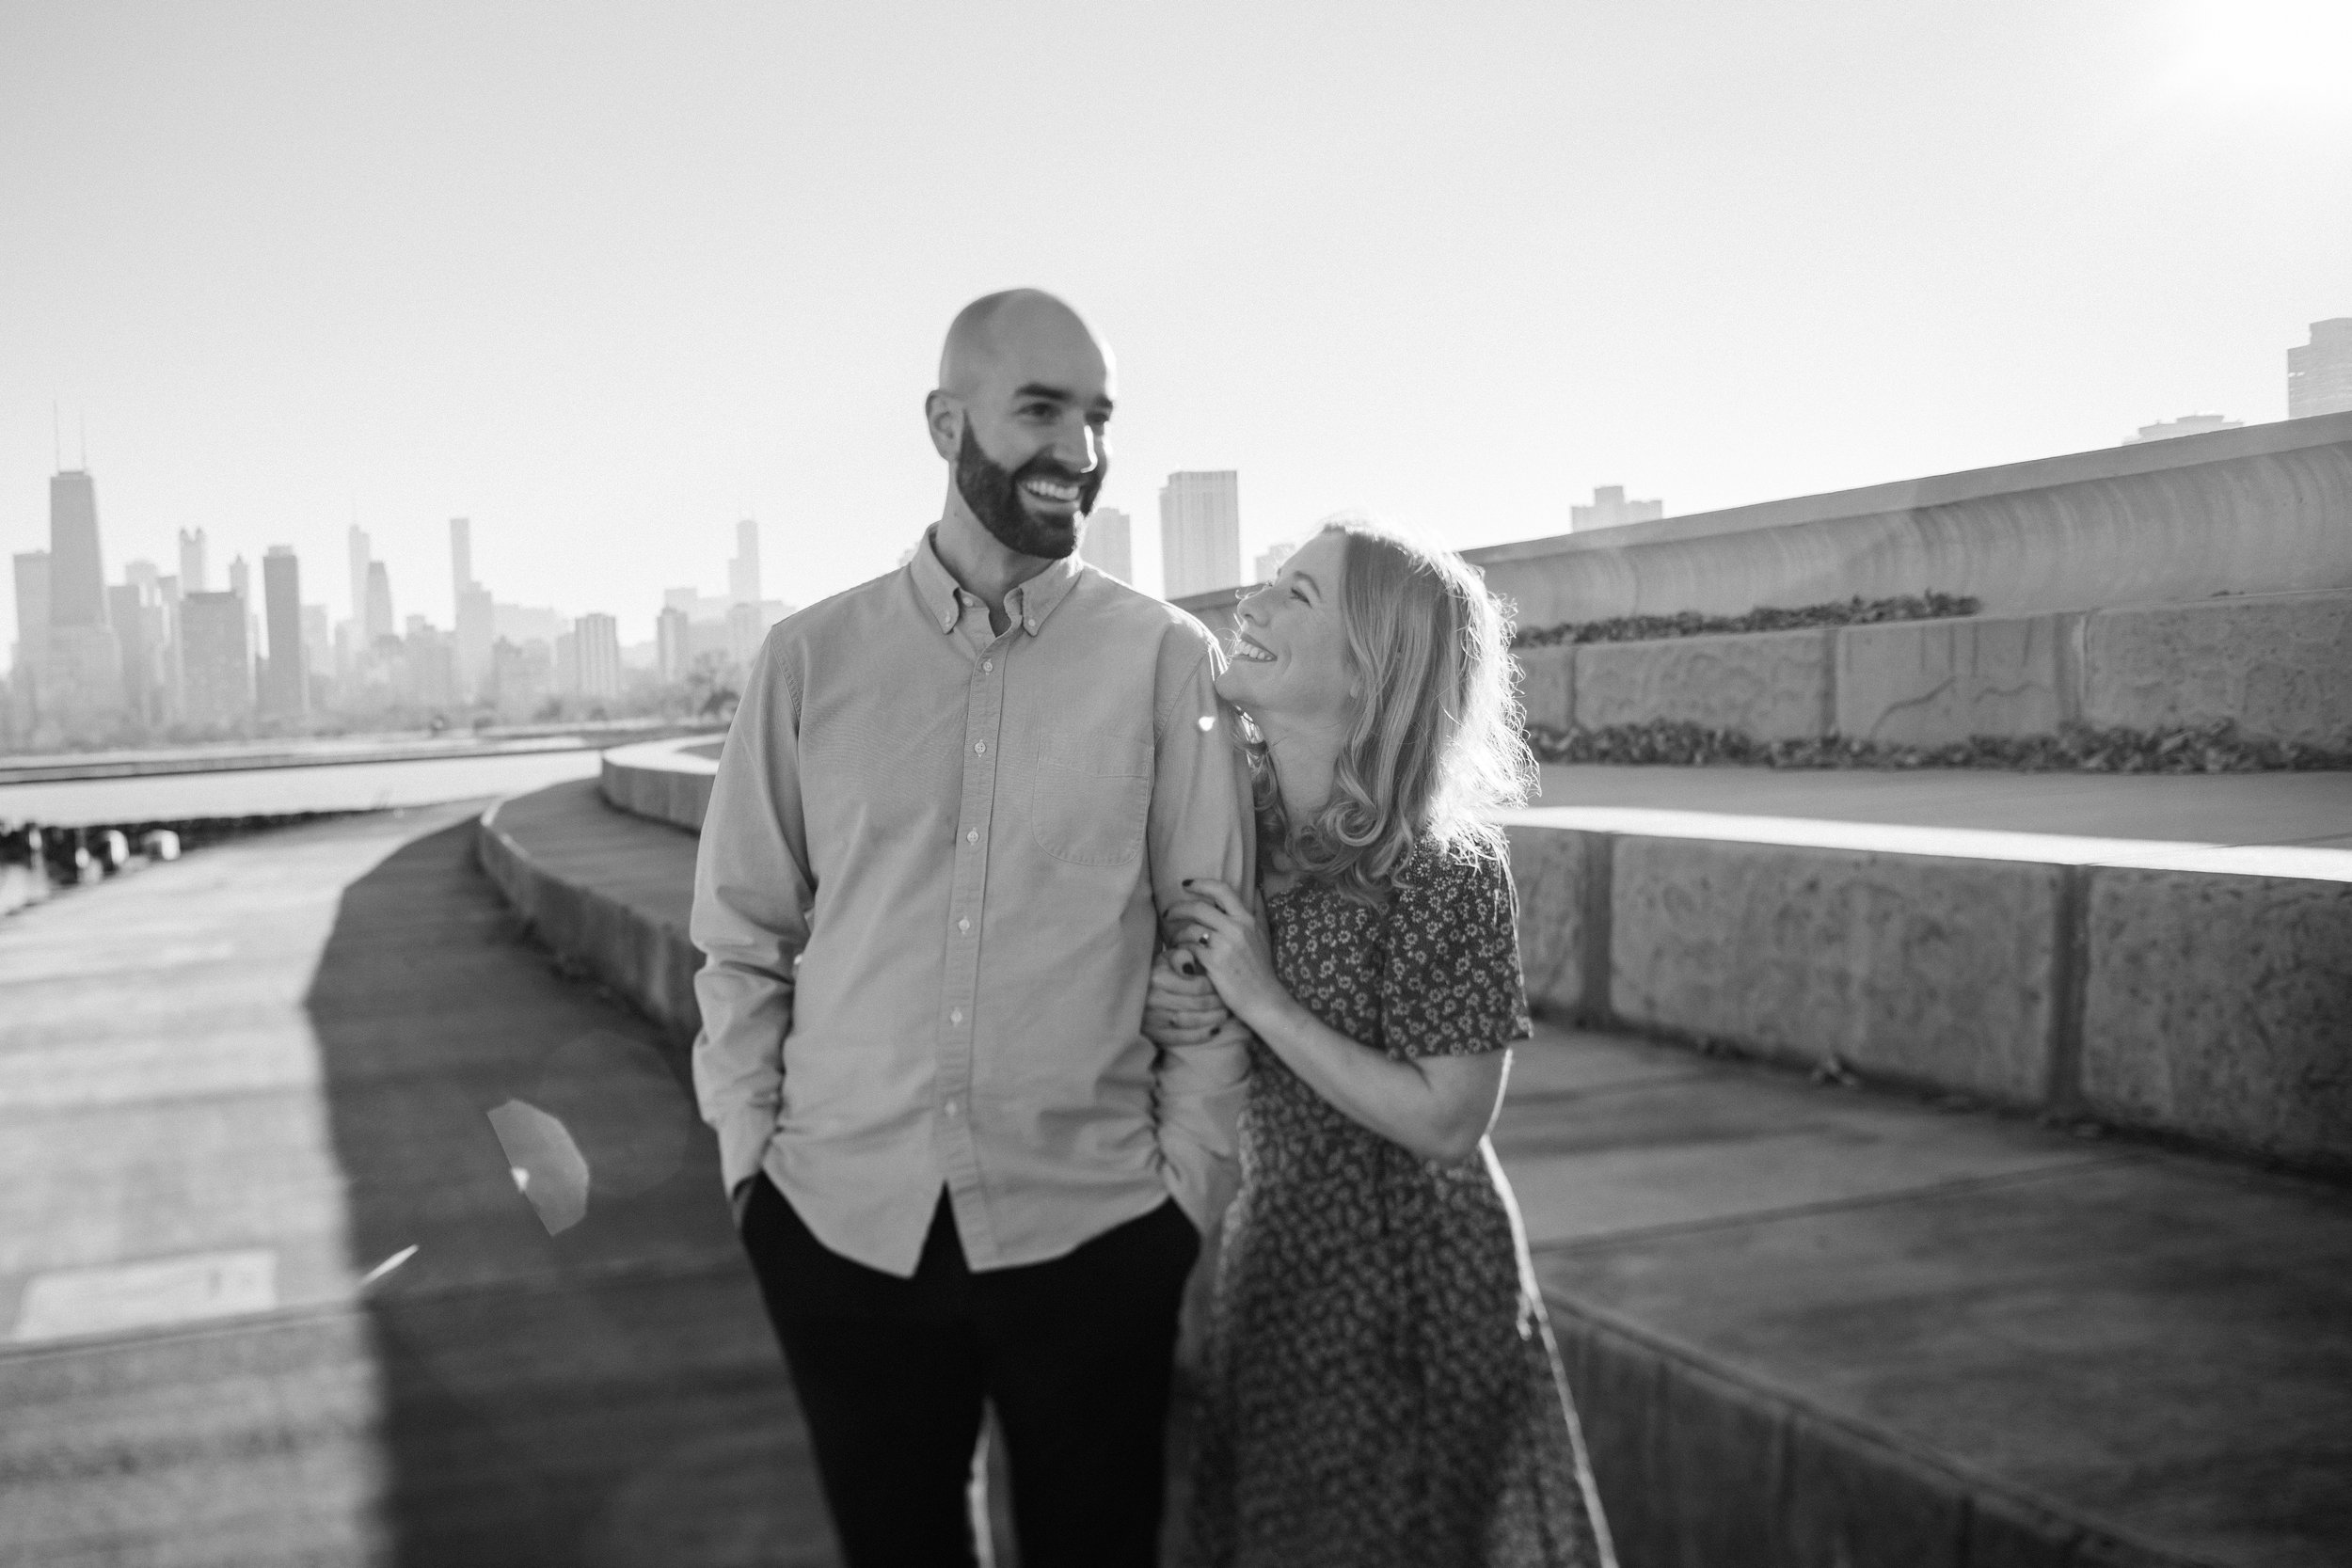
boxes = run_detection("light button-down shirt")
[691,531,1255,1277]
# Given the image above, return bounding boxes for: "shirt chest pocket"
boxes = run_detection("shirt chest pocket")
[1031,735,1152,866]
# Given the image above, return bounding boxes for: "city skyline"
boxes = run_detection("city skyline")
[4,2,2344,667]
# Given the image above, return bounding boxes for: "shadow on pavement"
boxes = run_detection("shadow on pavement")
[303,816,834,1567]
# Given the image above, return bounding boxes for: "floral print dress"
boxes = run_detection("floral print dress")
[1184,838,1614,1568]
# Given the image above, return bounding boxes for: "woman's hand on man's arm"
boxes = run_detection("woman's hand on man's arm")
[1169,877,1508,1164]
[1145,946,1234,1049]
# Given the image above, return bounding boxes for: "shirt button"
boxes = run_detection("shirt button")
[958,917,971,933]
[966,829,977,845]
[974,740,986,754]
[944,1098,961,1117]
[950,1008,964,1025]
[982,659,993,673]
[1025,618,1038,633]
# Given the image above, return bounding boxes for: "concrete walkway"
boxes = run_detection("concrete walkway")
[1536,763,2352,848]
[483,779,2352,1566]
[0,803,830,1567]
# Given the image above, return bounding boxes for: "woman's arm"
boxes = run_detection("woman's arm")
[1168,879,1509,1164]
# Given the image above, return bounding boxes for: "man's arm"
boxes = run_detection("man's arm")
[1144,632,1256,1233]
[691,636,815,1203]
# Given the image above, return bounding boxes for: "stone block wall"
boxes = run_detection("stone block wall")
[1517,644,1576,732]
[1503,588,2352,751]
[1607,837,2061,1103]
[1507,822,2352,1176]
[2081,592,2352,747]
[1834,613,2076,745]
[1572,628,1832,741]
[2081,869,2352,1169]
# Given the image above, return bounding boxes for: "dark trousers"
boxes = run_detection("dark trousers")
[739,1175,1200,1568]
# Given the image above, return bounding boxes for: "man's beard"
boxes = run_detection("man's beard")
[954,426,1104,561]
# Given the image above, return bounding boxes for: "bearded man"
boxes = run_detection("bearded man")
[691,289,1254,1566]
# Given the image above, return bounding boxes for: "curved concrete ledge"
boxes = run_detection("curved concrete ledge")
[1502,809,2352,1177]
[599,736,719,834]
[477,780,702,1053]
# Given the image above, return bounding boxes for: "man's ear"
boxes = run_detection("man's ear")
[923,389,962,462]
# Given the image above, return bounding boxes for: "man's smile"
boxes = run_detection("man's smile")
[1021,475,1084,508]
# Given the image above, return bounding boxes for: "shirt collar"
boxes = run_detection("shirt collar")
[908,525,1087,639]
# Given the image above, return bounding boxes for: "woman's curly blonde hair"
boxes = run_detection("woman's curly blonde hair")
[1246,516,1536,904]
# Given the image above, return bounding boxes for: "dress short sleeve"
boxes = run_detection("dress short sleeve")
[1378,841,1534,1059]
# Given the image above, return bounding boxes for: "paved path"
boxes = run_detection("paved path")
[0,803,831,1567]
[1536,763,2352,847]
[1491,1030,2352,1566]
[13,788,2352,1565]
[485,780,2352,1566]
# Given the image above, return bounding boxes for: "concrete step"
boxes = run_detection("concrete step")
[1498,1026,2352,1567]
[487,774,2352,1566]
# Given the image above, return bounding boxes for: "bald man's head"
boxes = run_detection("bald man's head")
[926,289,1115,561]
[936,289,1110,399]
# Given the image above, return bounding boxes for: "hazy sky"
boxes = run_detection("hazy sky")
[3,0,2346,661]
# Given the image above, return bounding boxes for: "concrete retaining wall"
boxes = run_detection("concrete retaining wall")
[600,737,719,833]
[1504,821,2352,1176]
[1501,590,2352,749]
[2081,591,2352,743]
[1836,612,2078,744]
[477,786,703,1049]
[594,747,2352,1172]
[1575,628,1833,741]
[1465,412,2352,626]
[2081,869,2352,1170]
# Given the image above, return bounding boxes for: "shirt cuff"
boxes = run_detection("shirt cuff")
[1160,1144,1237,1237]
[715,1104,777,1196]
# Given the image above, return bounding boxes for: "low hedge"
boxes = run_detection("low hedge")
[1513,592,1979,649]
[1525,719,2352,773]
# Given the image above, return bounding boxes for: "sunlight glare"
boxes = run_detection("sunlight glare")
[2174,0,2352,103]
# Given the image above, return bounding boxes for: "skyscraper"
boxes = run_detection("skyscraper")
[365,562,396,644]
[347,526,372,630]
[575,612,622,700]
[1159,471,1241,600]
[725,601,766,669]
[657,605,691,681]
[2123,414,2243,445]
[450,517,474,604]
[47,470,108,631]
[2289,318,2352,420]
[1081,506,1133,581]
[260,546,307,718]
[180,592,250,726]
[9,552,50,727]
[229,554,258,701]
[1571,485,1665,531]
[44,468,123,724]
[178,528,209,594]
[730,519,762,606]
[455,584,495,700]
[107,583,161,725]
[302,605,333,696]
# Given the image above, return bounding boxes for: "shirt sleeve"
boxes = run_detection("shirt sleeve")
[1144,630,1258,1233]
[1380,844,1534,1060]
[690,633,814,1196]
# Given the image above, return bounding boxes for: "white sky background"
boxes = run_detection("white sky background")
[2,0,2347,661]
